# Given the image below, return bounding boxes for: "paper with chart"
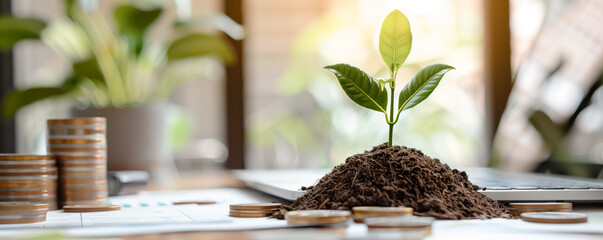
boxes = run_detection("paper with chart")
[0,188,290,237]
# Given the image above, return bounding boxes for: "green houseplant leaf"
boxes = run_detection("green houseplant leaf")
[398,64,454,112]
[379,9,412,73]
[0,16,46,50]
[3,88,67,118]
[166,33,235,64]
[113,4,162,54]
[324,63,388,113]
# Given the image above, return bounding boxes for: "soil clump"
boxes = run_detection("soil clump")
[275,143,511,220]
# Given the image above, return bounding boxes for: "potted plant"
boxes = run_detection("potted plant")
[1,1,236,176]
[279,10,511,220]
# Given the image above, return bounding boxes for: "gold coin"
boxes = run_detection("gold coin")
[509,202,572,210]
[510,208,572,216]
[285,210,351,225]
[48,139,106,144]
[229,211,272,218]
[520,212,587,224]
[229,203,283,210]
[365,216,435,229]
[229,209,278,214]
[352,206,414,223]
[0,208,49,215]
[173,200,217,205]
[0,215,46,224]
[47,118,106,125]
[0,202,48,211]
[63,204,120,213]
[49,147,106,152]
[56,155,106,160]
[0,154,54,161]
[0,189,57,195]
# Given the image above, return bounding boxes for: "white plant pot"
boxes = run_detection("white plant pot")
[71,102,175,179]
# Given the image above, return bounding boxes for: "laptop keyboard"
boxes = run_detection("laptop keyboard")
[465,168,603,190]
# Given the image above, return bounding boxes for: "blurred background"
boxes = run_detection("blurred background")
[0,0,602,179]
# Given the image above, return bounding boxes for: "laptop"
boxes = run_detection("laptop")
[233,168,603,202]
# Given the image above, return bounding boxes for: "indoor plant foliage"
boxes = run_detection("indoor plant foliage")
[325,10,453,147]
[280,10,511,220]
[1,1,235,116]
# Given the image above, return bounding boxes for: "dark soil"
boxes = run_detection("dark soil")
[275,143,511,220]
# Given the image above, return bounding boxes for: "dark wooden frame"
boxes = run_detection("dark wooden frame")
[0,0,16,153]
[224,0,245,169]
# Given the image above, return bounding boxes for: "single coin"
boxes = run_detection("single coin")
[0,175,58,181]
[0,154,54,161]
[55,155,106,160]
[61,200,107,206]
[353,206,413,215]
[285,210,351,225]
[63,204,121,213]
[0,202,48,211]
[365,216,435,229]
[47,118,106,125]
[48,139,106,144]
[510,208,572,215]
[0,189,56,195]
[49,147,106,152]
[0,215,46,224]
[229,203,283,210]
[229,209,279,214]
[229,211,272,218]
[520,212,587,224]
[52,152,106,157]
[0,208,49,215]
[48,128,106,136]
[173,200,217,205]
[510,202,572,210]
[0,194,56,200]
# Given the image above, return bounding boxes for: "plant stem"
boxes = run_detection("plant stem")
[388,80,395,147]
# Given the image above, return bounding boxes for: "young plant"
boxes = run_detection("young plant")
[324,10,454,147]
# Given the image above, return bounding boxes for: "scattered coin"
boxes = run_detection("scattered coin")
[285,210,351,225]
[63,204,121,213]
[520,212,587,224]
[352,206,413,223]
[509,202,573,216]
[229,211,272,218]
[510,202,572,209]
[229,203,282,210]
[173,200,217,205]
[365,216,435,229]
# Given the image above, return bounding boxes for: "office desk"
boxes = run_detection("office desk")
[121,171,603,240]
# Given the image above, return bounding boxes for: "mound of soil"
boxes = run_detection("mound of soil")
[276,144,511,220]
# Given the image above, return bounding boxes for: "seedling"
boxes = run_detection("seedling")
[324,10,454,147]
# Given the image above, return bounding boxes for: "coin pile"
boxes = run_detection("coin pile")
[285,210,351,225]
[509,202,572,216]
[0,202,49,224]
[0,154,58,210]
[352,206,413,223]
[520,212,587,224]
[47,118,108,207]
[365,216,435,236]
[229,203,282,218]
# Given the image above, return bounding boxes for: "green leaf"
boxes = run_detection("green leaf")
[2,87,67,118]
[0,16,46,50]
[73,57,103,81]
[398,64,454,112]
[324,64,388,113]
[379,10,412,73]
[113,4,162,54]
[166,33,235,64]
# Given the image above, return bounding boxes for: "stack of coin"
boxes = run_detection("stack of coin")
[229,203,282,218]
[0,202,49,224]
[0,154,58,210]
[352,206,413,223]
[365,216,435,237]
[47,118,108,207]
[285,210,351,225]
[509,202,572,216]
